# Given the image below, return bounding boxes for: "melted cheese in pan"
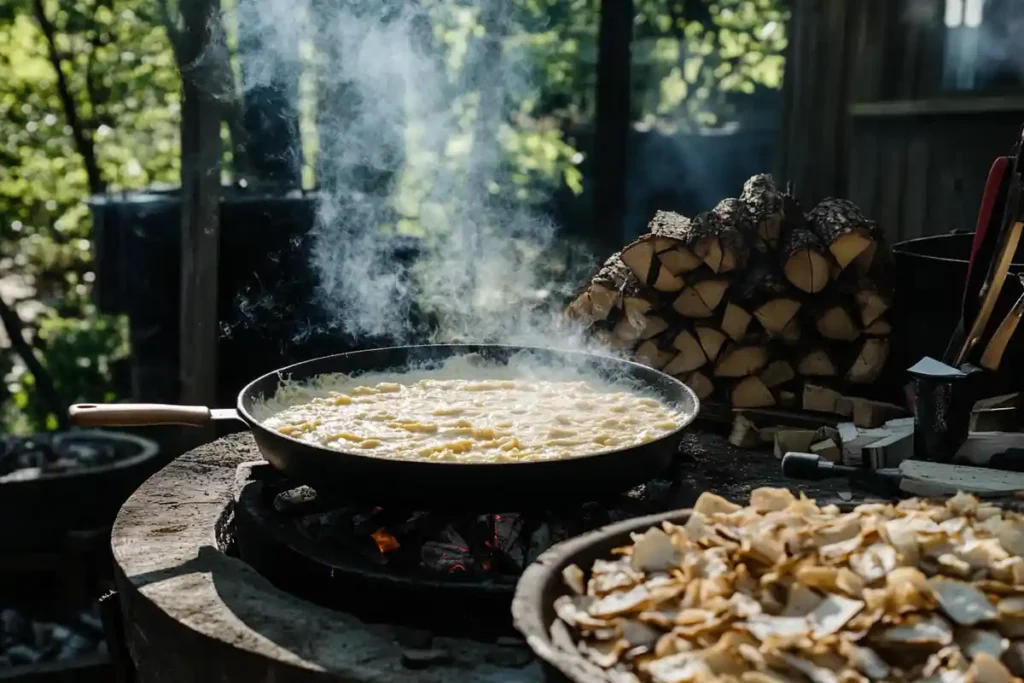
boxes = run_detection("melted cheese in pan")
[256,358,685,463]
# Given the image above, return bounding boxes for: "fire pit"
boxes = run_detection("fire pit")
[109,431,865,682]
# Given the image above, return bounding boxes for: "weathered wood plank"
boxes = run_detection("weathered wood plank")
[902,133,930,240]
[818,0,850,196]
[594,0,633,247]
[179,0,223,433]
[877,126,907,242]
[846,122,879,215]
[846,0,890,103]
[851,96,1024,118]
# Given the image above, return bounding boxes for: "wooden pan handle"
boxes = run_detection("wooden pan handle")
[69,403,213,428]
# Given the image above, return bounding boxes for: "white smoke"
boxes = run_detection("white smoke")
[229,0,600,352]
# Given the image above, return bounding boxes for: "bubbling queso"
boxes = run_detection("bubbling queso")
[256,356,686,463]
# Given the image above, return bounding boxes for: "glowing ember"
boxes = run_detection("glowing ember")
[371,528,401,553]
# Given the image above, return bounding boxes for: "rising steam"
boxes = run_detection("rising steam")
[231,0,600,352]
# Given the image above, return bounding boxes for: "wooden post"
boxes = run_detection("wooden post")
[179,0,223,431]
[594,0,633,250]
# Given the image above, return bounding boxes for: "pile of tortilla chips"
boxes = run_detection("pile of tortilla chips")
[551,489,1024,682]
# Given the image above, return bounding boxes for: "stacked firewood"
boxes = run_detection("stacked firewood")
[567,174,893,409]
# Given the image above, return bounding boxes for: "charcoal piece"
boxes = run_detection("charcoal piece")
[5,644,40,665]
[273,485,319,514]
[421,541,475,573]
[351,508,389,536]
[491,513,526,569]
[298,508,357,542]
[76,610,104,637]
[59,633,99,659]
[0,608,30,642]
[526,523,554,565]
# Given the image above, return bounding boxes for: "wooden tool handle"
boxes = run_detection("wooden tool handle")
[980,279,1024,371]
[956,220,1024,365]
[69,403,213,427]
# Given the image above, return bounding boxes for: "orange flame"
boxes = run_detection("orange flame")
[371,528,401,553]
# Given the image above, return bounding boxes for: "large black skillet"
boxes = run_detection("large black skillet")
[68,344,699,511]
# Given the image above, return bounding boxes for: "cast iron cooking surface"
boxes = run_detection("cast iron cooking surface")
[236,344,699,510]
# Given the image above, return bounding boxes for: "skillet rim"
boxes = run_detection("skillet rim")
[234,343,700,468]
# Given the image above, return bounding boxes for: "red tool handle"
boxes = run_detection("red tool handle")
[964,156,1010,309]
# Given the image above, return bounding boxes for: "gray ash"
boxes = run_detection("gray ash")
[0,606,106,667]
[0,433,123,480]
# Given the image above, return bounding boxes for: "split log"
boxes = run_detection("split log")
[635,313,670,341]
[853,221,885,274]
[846,397,907,429]
[760,359,795,388]
[685,211,727,272]
[773,429,817,459]
[847,337,890,384]
[619,212,690,291]
[648,210,704,275]
[571,172,896,413]
[587,255,628,318]
[565,291,595,324]
[832,251,892,329]
[694,324,728,364]
[780,222,831,294]
[736,259,801,335]
[679,370,714,400]
[663,327,707,375]
[778,388,797,408]
[862,317,892,336]
[854,287,890,328]
[612,276,661,342]
[591,327,634,351]
[739,174,785,249]
[634,330,677,370]
[797,348,838,377]
[730,375,776,408]
[670,268,730,318]
[810,438,841,463]
[808,198,876,270]
[778,316,801,345]
[714,343,769,378]
[711,198,752,271]
[611,315,641,344]
[814,301,861,342]
[802,383,842,413]
[718,302,753,342]
[728,414,763,448]
[620,284,658,321]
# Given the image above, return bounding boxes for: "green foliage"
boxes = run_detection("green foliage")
[0,0,786,433]
[0,0,178,433]
[5,304,128,432]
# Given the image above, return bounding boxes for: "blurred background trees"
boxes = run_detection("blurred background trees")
[0,0,788,432]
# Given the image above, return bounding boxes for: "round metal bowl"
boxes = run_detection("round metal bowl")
[511,508,692,683]
[0,429,161,537]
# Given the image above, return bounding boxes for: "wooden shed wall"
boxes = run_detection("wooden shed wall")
[776,0,1024,243]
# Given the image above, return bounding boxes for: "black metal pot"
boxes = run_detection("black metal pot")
[0,430,161,612]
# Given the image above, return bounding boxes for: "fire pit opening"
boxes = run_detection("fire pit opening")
[230,458,701,633]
